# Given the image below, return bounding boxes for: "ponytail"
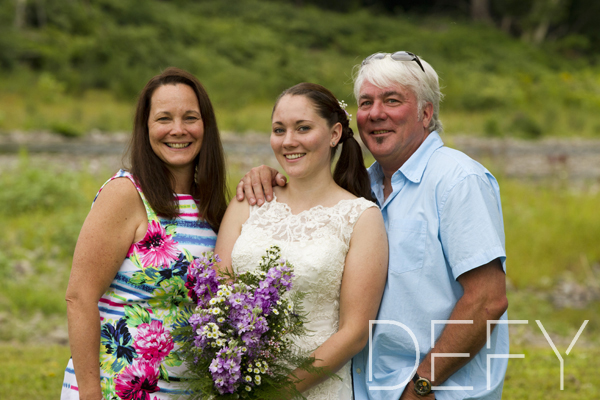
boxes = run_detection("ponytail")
[333,127,373,201]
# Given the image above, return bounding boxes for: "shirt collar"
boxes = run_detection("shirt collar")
[399,131,444,183]
[368,131,444,188]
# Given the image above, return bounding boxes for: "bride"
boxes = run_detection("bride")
[215,83,388,399]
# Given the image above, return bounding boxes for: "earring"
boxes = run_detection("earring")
[331,141,336,147]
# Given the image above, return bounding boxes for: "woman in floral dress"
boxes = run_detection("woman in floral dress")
[61,67,228,400]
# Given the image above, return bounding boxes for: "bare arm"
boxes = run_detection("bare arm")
[65,178,147,400]
[235,165,286,206]
[292,207,388,393]
[400,259,508,400]
[213,197,250,275]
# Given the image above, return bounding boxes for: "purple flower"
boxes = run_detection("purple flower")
[210,347,243,394]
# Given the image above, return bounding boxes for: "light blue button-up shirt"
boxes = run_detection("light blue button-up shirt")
[352,132,508,400]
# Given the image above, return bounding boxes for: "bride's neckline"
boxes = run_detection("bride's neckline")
[269,194,359,217]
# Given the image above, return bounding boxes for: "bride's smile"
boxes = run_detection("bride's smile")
[271,94,341,182]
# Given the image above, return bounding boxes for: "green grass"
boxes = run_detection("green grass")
[503,346,600,398]
[1,344,597,399]
[0,344,72,399]
[1,158,599,397]
[500,178,600,289]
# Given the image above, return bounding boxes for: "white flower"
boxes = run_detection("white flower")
[272,309,279,315]
[245,386,252,392]
[254,368,260,374]
[245,376,252,382]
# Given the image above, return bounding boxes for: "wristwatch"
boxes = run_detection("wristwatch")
[412,372,432,396]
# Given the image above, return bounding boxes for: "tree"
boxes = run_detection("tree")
[471,0,493,24]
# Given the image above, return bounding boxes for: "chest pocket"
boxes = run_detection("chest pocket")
[387,219,427,274]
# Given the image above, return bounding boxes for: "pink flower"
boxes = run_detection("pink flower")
[114,360,160,400]
[134,320,174,365]
[135,220,179,268]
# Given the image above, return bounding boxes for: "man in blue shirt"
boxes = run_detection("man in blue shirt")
[349,52,508,400]
[238,51,508,400]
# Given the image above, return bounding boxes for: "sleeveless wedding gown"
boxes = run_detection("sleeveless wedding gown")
[231,195,376,399]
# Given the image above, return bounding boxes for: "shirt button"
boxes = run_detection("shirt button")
[356,368,362,374]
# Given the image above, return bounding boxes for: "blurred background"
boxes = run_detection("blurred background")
[0,0,599,398]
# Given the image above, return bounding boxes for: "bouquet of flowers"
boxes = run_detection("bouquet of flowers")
[178,245,321,399]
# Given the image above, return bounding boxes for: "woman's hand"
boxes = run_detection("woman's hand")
[235,165,286,206]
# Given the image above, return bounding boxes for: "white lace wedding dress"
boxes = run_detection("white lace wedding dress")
[231,195,376,400]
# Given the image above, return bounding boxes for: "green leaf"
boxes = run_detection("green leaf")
[123,304,151,327]
[164,351,183,367]
[165,224,177,236]
[183,248,194,263]
[128,271,147,286]
[159,363,170,382]
[142,267,162,286]
[130,250,143,269]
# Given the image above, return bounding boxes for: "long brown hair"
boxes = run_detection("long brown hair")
[126,67,227,231]
[272,83,373,201]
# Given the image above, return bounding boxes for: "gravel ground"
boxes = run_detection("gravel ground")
[2,131,600,186]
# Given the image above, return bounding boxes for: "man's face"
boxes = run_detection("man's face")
[356,80,432,173]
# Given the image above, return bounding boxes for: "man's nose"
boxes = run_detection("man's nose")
[369,101,387,120]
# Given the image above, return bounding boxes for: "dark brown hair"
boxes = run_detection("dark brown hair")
[272,83,373,201]
[126,67,227,231]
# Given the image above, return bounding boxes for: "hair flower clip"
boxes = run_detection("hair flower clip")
[338,100,352,122]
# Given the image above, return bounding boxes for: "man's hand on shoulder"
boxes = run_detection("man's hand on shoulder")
[235,165,286,206]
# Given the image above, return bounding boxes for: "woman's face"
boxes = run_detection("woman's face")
[148,83,204,174]
[271,94,341,180]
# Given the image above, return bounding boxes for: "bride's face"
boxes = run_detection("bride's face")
[271,95,341,180]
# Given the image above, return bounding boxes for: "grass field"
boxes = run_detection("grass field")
[0,152,598,397]
[1,344,597,399]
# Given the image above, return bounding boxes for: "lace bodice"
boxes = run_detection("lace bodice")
[231,196,376,400]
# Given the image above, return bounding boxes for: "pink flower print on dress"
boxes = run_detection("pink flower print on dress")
[135,220,179,268]
[114,360,160,400]
[133,320,175,365]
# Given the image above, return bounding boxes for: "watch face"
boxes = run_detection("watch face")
[414,378,432,395]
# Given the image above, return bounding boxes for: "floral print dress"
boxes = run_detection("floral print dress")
[61,170,217,400]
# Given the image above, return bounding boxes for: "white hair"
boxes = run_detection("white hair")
[353,53,444,133]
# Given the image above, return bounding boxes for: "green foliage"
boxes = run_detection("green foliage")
[501,178,600,289]
[0,345,72,399]
[1,0,600,136]
[0,152,86,215]
[503,346,600,398]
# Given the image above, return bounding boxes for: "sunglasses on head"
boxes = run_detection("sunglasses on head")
[361,51,425,73]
